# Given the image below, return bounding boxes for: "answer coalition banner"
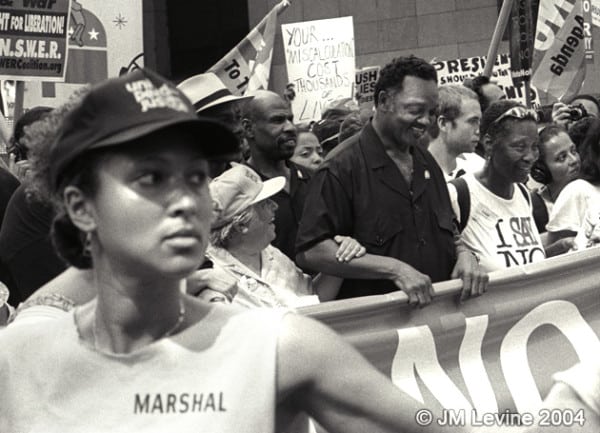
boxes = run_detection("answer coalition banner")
[0,0,71,81]
[300,248,600,421]
[22,0,143,109]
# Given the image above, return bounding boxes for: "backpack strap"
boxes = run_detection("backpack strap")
[516,183,531,206]
[530,190,549,233]
[449,177,470,232]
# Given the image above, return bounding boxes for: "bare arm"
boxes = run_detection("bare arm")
[27,267,95,305]
[297,239,433,305]
[276,313,466,433]
[545,230,577,247]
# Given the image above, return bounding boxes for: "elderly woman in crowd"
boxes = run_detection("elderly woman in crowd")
[0,69,436,433]
[199,163,364,307]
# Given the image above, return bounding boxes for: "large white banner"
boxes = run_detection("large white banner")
[282,16,355,122]
[23,0,143,110]
[300,248,600,429]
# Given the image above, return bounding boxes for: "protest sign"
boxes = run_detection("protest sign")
[583,0,595,62]
[282,16,355,122]
[432,53,542,107]
[354,65,378,115]
[508,0,534,84]
[0,0,71,81]
[531,0,586,102]
[23,0,143,110]
[300,247,600,424]
[592,0,600,26]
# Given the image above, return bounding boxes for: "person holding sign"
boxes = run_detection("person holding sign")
[296,55,488,304]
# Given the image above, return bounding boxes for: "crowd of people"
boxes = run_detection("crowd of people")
[0,53,598,431]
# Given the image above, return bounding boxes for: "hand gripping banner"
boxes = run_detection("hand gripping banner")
[299,247,600,426]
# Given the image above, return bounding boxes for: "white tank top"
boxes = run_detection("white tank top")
[0,304,285,433]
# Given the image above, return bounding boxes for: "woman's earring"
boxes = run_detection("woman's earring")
[83,232,92,258]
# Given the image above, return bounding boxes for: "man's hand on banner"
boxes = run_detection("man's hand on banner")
[390,263,433,307]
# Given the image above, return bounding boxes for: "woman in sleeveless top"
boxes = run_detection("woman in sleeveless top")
[0,69,444,433]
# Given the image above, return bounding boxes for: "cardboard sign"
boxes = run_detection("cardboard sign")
[23,0,143,110]
[0,0,71,81]
[354,65,379,115]
[282,16,355,122]
[432,53,542,108]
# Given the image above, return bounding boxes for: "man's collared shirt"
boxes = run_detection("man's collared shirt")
[297,122,457,299]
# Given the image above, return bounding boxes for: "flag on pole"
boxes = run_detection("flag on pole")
[208,1,290,96]
[531,0,586,101]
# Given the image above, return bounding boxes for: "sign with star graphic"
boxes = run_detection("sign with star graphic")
[23,0,143,109]
[0,0,71,81]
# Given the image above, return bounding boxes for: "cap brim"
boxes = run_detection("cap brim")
[87,116,239,157]
[251,176,286,204]
[196,94,254,112]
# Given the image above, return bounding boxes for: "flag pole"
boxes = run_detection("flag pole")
[483,0,515,78]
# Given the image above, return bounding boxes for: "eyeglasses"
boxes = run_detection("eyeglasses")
[492,106,538,124]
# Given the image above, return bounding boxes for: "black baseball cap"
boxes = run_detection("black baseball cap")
[49,68,238,190]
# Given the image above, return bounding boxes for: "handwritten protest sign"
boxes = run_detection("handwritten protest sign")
[432,53,542,108]
[282,16,355,122]
[0,0,71,81]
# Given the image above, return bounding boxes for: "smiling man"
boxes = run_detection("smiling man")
[296,55,488,304]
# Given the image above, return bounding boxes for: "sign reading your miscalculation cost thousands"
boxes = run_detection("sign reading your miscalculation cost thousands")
[0,0,70,81]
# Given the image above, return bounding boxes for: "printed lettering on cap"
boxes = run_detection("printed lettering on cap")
[125,79,189,113]
[242,167,260,184]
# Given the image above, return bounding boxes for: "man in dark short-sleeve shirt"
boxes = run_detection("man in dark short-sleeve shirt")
[241,90,312,263]
[296,55,488,304]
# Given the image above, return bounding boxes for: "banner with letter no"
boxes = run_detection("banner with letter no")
[299,248,600,426]
[282,16,355,122]
[0,0,71,81]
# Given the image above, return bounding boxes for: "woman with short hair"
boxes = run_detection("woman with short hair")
[203,163,364,307]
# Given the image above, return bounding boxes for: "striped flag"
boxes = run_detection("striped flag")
[209,1,290,96]
[531,0,586,101]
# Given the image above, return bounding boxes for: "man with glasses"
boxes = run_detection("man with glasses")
[448,100,546,271]
[296,55,488,305]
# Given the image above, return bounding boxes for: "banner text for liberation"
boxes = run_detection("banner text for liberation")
[0,0,70,80]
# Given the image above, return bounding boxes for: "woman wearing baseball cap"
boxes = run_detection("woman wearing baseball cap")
[0,69,443,433]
